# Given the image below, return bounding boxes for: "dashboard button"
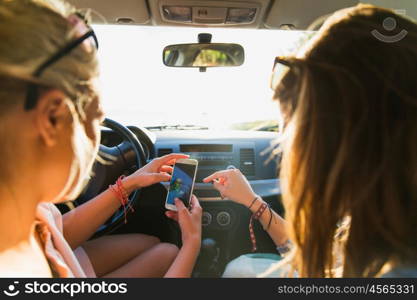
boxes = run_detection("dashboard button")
[216,211,231,226]
[202,212,212,226]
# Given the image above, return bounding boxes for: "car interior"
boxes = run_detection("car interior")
[60,0,417,277]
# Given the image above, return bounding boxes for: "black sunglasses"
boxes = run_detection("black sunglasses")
[270,56,295,90]
[25,14,98,110]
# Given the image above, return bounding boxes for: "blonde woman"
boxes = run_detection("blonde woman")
[0,0,201,277]
[207,5,417,277]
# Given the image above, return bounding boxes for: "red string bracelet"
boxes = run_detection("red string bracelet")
[249,202,268,252]
[109,175,134,224]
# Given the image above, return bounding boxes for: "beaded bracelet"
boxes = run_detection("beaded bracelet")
[248,196,276,231]
[249,202,268,252]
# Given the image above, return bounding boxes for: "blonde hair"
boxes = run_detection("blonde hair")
[0,0,99,200]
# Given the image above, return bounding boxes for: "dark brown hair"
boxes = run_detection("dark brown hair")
[275,4,417,277]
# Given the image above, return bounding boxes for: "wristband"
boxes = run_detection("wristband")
[109,175,134,224]
[249,202,268,252]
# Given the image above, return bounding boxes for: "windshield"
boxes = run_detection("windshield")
[94,25,310,130]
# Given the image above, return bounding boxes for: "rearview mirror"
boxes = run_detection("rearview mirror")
[163,43,244,68]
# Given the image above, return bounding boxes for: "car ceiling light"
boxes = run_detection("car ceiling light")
[226,8,257,24]
[162,6,192,22]
[193,7,228,24]
[162,5,257,25]
[117,18,134,24]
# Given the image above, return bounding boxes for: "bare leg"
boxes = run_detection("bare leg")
[82,233,174,277]
[102,243,179,277]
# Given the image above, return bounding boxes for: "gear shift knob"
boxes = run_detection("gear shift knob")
[197,238,220,277]
[202,238,216,250]
[201,238,218,260]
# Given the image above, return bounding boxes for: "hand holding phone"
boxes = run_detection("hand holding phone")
[165,195,202,246]
[165,158,198,211]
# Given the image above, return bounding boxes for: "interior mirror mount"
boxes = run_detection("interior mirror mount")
[198,33,212,72]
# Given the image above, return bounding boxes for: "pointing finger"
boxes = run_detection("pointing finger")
[212,180,226,195]
[203,170,230,183]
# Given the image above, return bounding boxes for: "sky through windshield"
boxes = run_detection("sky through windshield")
[94,25,310,129]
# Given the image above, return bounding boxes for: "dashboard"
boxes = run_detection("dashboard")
[154,129,281,199]
[102,127,281,195]
[102,126,283,225]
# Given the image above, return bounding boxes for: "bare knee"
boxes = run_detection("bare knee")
[132,234,160,246]
[143,234,160,246]
[152,243,179,261]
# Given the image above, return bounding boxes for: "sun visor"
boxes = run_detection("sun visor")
[68,0,150,25]
[264,0,359,30]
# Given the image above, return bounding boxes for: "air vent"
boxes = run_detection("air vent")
[157,148,173,157]
[240,148,255,177]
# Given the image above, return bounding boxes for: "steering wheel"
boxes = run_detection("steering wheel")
[76,118,147,238]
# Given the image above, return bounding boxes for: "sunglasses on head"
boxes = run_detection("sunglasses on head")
[270,55,359,92]
[270,56,298,91]
[25,12,99,110]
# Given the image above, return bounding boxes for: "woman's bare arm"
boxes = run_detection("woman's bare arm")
[62,153,188,249]
[164,196,202,277]
[247,197,288,246]
[203,169,289,247]
[62,176,135,249]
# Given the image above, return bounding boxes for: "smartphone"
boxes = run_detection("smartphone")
[165,158,198,211]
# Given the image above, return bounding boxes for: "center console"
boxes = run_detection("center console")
[158,142,257,182]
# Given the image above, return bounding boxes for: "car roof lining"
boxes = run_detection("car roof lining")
[67,0,416,30]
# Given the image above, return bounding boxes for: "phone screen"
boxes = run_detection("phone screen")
[166,162,197,207]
